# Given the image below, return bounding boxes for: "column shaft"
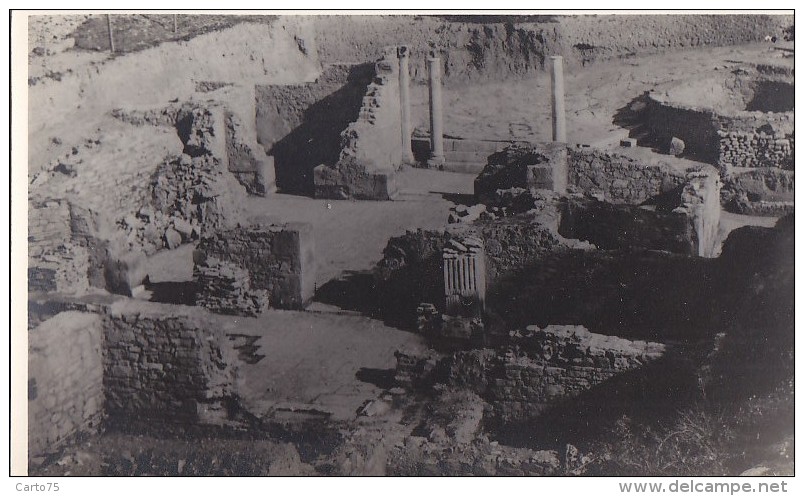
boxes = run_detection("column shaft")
[427,57,445,167]
[550,55,566,143]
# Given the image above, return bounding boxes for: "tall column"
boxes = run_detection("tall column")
[398,45,414,164]
[550,55,566,143]
[427,55,446,168]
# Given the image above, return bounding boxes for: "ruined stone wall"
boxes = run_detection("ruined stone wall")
[560,168,721,257]
[644,95,721,163]
[194,223,315,313]
[474,143,568,202]
[559,199,698,255]
[28,312,104,458]
[645,92,794,171]
[314,49,403,200]
[255,64,374,194]
[224,109,276,196]
[398,325,664,424]
[716,114,794,171]
[113,104,247,255]
[568,148,687,204]
[103,302,238,424]
[28,198,109,294]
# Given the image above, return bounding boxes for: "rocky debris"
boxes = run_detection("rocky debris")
[474,142,568,203]
[388,435,560,476]
[115,105,246,255]
[669,136,686,156]
[448,203,486,224]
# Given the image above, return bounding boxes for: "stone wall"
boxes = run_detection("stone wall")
[314,48,403,200]
[645,83,794,171]
[28,312,104,458]
[567,148,688,204]
[224,109,276,196]
[474,143,568,202]
[559,199,698,255]
[113,104,247,256]
[255,63,374,194]
[194,223,316,313]
[103,301,238,424]
[28,198,110,294]
[644,95,721,163]
[560,169,721,257]
[397,325,664,424]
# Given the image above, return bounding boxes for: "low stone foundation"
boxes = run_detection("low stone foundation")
[194,223,316,314]
[474,142,568,202]
[396,325,665,424]
[103,301,238,425]
[29,312,104,458]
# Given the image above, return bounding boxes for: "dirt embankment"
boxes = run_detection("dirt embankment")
[28,17,320,176]
[311,14,793,84]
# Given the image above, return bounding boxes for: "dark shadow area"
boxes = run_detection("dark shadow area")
[486,248,718,341]
[746,80,794,112]
[145,280,198,305]
[612,92,663,152]
[487,352,701,450]
[437,192,477,207]
[314,270,381,316]
[270,64,373,196]
[227,334,265,364]
[355,367,397,389]
[315,268,433,331]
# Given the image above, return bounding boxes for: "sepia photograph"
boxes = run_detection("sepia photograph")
[11,7,796,481]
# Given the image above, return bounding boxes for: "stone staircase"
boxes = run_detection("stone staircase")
[412,136,518,174]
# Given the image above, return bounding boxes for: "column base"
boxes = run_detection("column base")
[427,155,446,169]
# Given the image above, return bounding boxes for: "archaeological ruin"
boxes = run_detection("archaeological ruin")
[17,12,795,478]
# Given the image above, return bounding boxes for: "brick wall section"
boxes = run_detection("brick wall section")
[28,312,104,458]
[103,301,238,424]
[314,49,403,200]
[194,223,315,313]
[716,114,794,171]
[397,325,664,424]
[568,148,687,204]
[28,198,109,294]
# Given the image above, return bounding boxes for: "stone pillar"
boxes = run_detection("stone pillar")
[427,55,446,168]
[550,55,566,143]
[398,45,415,165]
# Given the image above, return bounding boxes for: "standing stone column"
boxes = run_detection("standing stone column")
[398,45,415,164]
[550,55,566,143]
[427,55,446,168]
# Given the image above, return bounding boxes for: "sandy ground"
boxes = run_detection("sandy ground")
[409,42,792,145]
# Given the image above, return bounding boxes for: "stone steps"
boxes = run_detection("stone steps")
[441,161,487,174]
